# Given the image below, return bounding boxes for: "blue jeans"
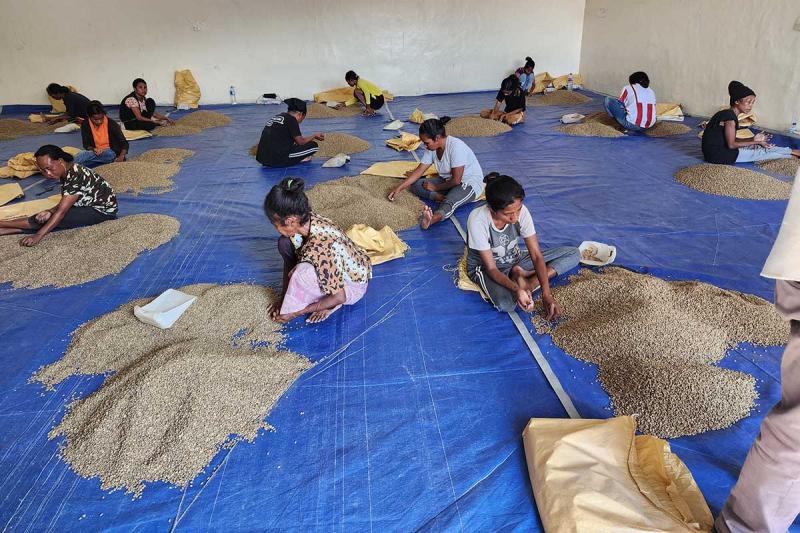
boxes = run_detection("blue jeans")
[603,96,643,132]
[73,149,117,168]
[736,145,793,163]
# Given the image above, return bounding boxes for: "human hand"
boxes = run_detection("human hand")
[541,294,561,320]
[19,234,42,247]
[94,148,103,156]
[422,181,437,192]
[268,300,283,321]
[315,133,325,141]
[516,288,533,312]
[754,132,772,143]
[388,187,401,202]
[35,211,52,224]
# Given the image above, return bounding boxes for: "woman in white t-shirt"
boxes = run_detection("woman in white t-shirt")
[388,117,485,230]
[603,71,657,132]
[466,173,580,315]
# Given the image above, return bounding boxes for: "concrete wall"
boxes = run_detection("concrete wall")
[580,0,800,131]
[0,0,585,106]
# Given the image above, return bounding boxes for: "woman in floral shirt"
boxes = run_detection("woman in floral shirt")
[0,145,118,247]
[264,177,371,324]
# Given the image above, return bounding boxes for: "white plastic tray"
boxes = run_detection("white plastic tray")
[579,241,617,267]
[134,289,197,329]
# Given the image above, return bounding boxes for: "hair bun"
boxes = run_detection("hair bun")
[439,116,451,125]
[281,177,305,193]
[525,56,533,62]
[483,172,501,184]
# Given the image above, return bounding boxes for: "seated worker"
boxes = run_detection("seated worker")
[256,98,324,167]
[515,56,536,94]
[45,84,91,125]
[0,145,118,247]
[603,71,657,132]
[702,81,800,164]
[119,78,175,131]
[466,172,580,315]
[265,177,371,324]
[388,117,485,230]
[74,101,129,167]
[337,70,384,116]
[481,74,526,125]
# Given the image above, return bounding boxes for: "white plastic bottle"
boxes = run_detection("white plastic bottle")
[229,86,237,105]
[790,114,799,135]
[567,73,574,91]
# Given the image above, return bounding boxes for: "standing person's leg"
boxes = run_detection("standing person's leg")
[716,280,800,533]
[286,141,318,164]
[736,145,796,163]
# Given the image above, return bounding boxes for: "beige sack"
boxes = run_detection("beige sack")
[0,195,60,221]
[174,70,201,109]
[523,416,713,533]
[762,168,800,280]
[0,183,24,206]
[345,225,409,265]
[551,73,584,90]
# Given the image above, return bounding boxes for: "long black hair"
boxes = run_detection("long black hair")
[484,172,525,212]
[628,71,649,88]
[501,74,521,93]
[264,177,311,224]
[34,144,75,163]
[419,116,451,139]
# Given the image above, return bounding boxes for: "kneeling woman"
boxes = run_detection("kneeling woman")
[340,70,384,116]
[481,75,526,125]
[256,98,324,167]
[0,145,118,247]
[265,177,371,324]
[466,173,579,316]
[388,117,485,230]
[702,80,800,164]
[119,78,175,131]
[74,101,129,167]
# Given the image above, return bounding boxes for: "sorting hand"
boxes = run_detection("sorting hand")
[516,288,533,312]
[19,235,42,247]
[34,211,52,224]
[542,294,561,320]
[314,133,325,141]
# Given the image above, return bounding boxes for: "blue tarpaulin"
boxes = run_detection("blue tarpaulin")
[0,90,797,531]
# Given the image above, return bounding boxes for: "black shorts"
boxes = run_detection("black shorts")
[27,206,116,232]
[368,94,385,110]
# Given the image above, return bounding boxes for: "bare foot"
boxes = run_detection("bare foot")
[307,305,342,324]
[301,156,313,163]
[419,205,434,230]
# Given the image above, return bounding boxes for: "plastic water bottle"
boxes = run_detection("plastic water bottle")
[567,73,574,91]
[790,115,799,135]
[229,86,237,105]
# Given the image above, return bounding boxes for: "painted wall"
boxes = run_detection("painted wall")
[580,0,800,131]
[0,0,585,107]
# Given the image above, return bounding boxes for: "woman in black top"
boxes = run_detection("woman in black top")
[702,81,799,164]
[256,99,325,167]
[0,145,118,247]
[481,75,526,125]
[119,78,174,131]
[45,84,91,124]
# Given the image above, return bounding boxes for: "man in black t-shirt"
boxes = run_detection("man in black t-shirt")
[256,98,325,167]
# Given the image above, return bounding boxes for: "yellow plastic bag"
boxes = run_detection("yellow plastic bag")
[174,70,201,109]
[410,108,425,124]
[345,225,409,265]
[314,87,394,105]
[122,129,153,141]
[7,146,80,174]
[48,85,78,113]
[456,249,488,300]
[656,103,684,119]
[361,161,437,179]
[531,72,553,94]
[0,195,60,221]
[523,416,713,533]
[551,73,584,90]
[738,112,756,127]
[0,183,24,206]
[385,132,422,152]
[0,167,37,179]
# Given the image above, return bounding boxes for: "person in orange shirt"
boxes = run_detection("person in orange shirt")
[74,101,129,167]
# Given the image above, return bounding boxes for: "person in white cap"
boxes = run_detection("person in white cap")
[716,167,800,532]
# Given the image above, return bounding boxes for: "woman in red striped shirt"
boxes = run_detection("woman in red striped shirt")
[603,71,657,132]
